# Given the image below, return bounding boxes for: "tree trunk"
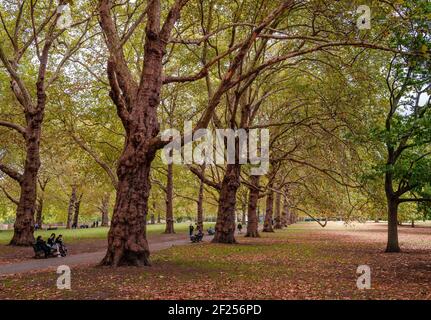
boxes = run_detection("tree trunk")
[157,212,161,224]
[66,186,77,229]
[164,161,175,233]
[274,191,282,229]
[386,198,400,252]
[197,170,204,232]
[35,196,44,227]
[245,175,260,238]
[241,202,246,225]
[9,115,42,246]
[212,164,241,243]
[149,200,156,224]
[73,193,83,228]
[282,195,290,227]
[100,155,155,267]
[101,193,110,227]
[263,189,274,232]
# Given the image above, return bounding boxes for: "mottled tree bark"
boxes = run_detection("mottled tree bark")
[263,189,274,232]
[212,164,241,243]
[99,0,178,266]
[164,161,175,233]
[67,186,77,229]
[245,175,260,238]
[34,178,47,228]
[9,113,43,246]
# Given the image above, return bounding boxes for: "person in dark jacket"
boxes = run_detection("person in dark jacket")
[47,233,56,247]
[189,224,194,236]
[35,236,51,258]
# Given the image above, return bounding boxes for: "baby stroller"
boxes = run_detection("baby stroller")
[57,243,68,257]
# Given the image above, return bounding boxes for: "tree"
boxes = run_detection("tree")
[375,0,431,252]
[0,0,91,245]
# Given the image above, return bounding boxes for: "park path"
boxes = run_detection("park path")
[0,234,209,276]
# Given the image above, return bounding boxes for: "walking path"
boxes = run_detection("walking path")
[0,234,206,276]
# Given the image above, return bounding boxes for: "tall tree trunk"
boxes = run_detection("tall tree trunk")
[282,194,290,227]
[35,196,44,227]
[274,191,282,229]
[66,186,77,229]
[73,193,83,228]
[157,212,161,224]
[101,154,155,266]
[100,193,110,227]
[241,199,246,224]
[212,164,241,243]
[164,161,175,233]
[9,115,42,246]
[150,200,156,224]
[263,189,274,232]
[197,167,204,232]
[290,212,297,224]
[386,197,400,252]
[245,175,260,237]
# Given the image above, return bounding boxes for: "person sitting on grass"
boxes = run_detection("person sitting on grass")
[35,236,51,258]
[47,233,56,247]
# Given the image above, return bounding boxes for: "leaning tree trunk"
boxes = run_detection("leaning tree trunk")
[386,197,400,252]
[263,189,274,232]
[197,171,204,232]
[274,191,282,229]
[245,175,260,238]
[100,193,110,227]
[9,114,43,246]
[73,193,83,228]
[164,161,175,233]
[212,164,241,243]
[66,186,77,229]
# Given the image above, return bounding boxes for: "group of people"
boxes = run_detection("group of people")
[189,224,204,242]
[34,233,67,258]
[188,222,244,239]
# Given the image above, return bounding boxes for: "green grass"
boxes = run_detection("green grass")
[0,222,214,245]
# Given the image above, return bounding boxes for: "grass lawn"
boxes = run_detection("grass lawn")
[0,222,214,245]
[0,222,430,300]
